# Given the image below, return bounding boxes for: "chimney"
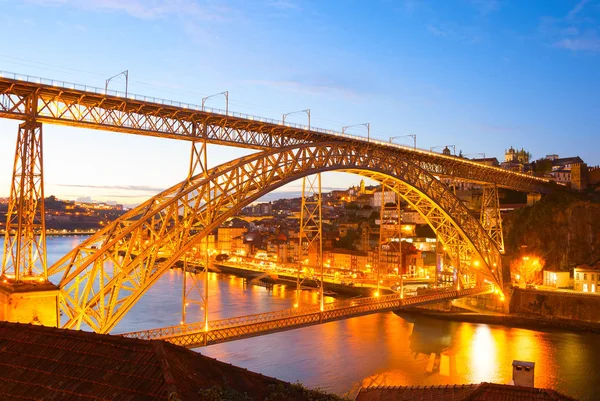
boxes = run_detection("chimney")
[512,360,535,387]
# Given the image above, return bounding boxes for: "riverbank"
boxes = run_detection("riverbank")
[213,262,394,297]
[397,308,600,334]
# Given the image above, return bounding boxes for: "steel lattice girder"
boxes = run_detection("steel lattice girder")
[47,142,503,334]
[120,285,494,348]
[0,77,555,193]
[350,171,501,286]
[2,120,47,281]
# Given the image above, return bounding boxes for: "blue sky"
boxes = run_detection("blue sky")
[0,0,598,206]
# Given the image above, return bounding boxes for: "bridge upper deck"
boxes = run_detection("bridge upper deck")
[0,71,555,193]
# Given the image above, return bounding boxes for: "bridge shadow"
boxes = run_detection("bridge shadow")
[394,311,454,357]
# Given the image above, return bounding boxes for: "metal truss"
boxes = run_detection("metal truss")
[378,186,402,296]
[296,174,323,310]
[46,142,504,333]
[120,285,494,348]
[481,185,505,253]
[2,117,47,282]
[0,75,555,193]
[348,170,502,289]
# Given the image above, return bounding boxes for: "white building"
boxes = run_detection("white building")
[371,191,397,207]
[574,264,600,293]
[542,270,570,288]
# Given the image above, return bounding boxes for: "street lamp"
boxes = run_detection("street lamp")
[283,109,310,130]
[389,134,417,149]
[430,145,456,155]
[202,91,229,115]
[105,70,129,98]
[342,123,370,142]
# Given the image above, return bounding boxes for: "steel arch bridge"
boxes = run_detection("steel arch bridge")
[47,141,502,333]
[0,72,558,337]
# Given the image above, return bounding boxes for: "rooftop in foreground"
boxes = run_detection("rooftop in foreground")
[355,383,578,401]
[0,321,344,401]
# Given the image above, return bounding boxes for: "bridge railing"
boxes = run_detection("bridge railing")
[0,70,551,185]
[120,285,495,341]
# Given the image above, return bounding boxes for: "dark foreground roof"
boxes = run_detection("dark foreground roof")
[356,383,578,401]
[0,321,338,401]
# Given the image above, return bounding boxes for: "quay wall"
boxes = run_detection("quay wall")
[510,288,600,323]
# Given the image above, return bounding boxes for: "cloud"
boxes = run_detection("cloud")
[426,22,485,44]
[268,0,300,11]
[554,35,600,52]
[247,77,362,98]
[538,2,600,54]
[58,183,166,192]
[427,24,451,37]
[468,0,501,15]
[23,0,232,22]
[567,0,590,20]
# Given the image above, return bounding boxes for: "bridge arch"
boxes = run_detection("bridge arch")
[49,142,502,333]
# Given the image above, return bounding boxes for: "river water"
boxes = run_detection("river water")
[6,236,600,400]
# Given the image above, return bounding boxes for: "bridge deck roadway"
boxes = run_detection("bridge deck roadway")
[120,285,495,348]
[0,72,555,193]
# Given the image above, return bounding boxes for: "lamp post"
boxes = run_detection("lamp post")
[283,109,310,131]
[430,145,456,155]
[342,123,370,142]
[202,91,229,115]
[389,134,417,149]
[105,70,129,98]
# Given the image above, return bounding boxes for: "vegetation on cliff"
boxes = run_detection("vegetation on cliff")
[503,190,600,271]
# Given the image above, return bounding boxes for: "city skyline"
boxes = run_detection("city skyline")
[1,0,599,205]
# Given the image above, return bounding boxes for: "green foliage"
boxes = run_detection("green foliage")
[415,225,435,237]
[196,382,351,401]
[265,382,352,401]
[504,191,600,270]
[344,202,359,210]
[335,229,359,250]
[198,386,254,401]
[532,158,553,173]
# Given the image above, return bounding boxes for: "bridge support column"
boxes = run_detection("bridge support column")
[480,185,504,253]
[378,186,402,297]
[2,120,48,282]
[182,128,210,328]
[1,119,58,326]
[296,174,323,310]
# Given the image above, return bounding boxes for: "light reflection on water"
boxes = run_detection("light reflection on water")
[3,236,599,400]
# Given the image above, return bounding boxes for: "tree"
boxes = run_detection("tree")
[533,158,553,174]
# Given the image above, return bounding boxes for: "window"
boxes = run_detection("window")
[593,274,596,281]
[583,283,589,292]
[593,284,596,293]
[584,274,587,280]
[577,273,580,280]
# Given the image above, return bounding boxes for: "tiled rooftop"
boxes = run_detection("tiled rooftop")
[355,382,578,401]
[0,321,288,400]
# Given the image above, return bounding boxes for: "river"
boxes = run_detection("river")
[4,235,600,400]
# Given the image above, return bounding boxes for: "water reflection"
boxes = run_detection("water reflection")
[2,236,599,401]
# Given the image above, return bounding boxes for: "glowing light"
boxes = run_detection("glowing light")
[374,291,380,297]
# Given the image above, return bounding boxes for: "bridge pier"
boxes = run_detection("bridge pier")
[0,280,59,327]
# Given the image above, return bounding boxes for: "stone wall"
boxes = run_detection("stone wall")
[510,288,600,323]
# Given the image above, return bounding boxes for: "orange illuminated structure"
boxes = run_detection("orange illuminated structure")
[0,71,560,334]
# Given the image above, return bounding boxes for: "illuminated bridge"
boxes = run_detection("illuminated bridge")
[0,71,557,338]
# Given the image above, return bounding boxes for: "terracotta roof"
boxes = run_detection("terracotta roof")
[0,321,291,400]
[355,383,578,401]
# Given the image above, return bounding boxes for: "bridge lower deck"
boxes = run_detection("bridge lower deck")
[120,285,495,348]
